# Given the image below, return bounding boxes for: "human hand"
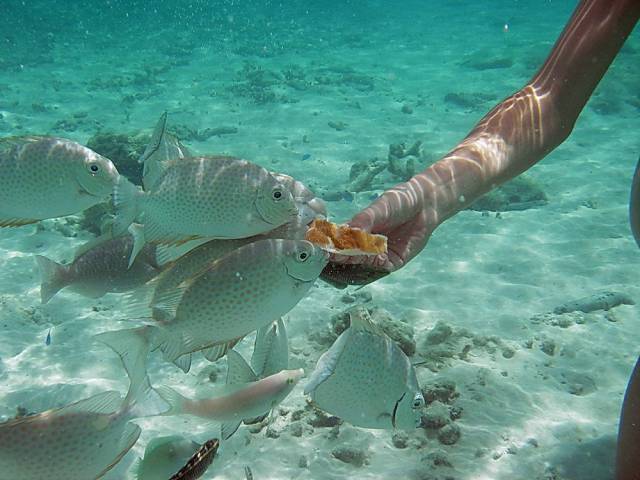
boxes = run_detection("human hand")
[320,189,434,287]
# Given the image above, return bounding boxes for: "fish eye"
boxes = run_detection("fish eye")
[297,251,309,262]
[89,163,100,174]
[412,394,425,409]
[272,188,283,201]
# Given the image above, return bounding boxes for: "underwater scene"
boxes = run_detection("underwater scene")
[0,0,639,479]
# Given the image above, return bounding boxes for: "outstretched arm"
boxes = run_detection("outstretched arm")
[323,0,640,287]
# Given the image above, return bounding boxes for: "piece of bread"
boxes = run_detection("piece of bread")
[305,219,387,256]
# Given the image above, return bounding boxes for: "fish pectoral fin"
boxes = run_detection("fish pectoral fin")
[221,420,242,441]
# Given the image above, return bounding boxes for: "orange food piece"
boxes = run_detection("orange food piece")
[305,219,387,256]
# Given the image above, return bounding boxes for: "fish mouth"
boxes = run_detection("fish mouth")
[391,392,406,429]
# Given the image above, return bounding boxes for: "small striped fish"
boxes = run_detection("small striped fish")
[169,438,219,480]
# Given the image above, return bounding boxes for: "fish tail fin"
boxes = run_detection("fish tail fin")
[34,255,67,303]
[94,326,168,418]
[113,176,142,236]
[127,223,147,269]
[155,385,188,416]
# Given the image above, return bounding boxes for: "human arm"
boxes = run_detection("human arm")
[322,0,640,287]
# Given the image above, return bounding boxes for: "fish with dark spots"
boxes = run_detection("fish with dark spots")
[169,439,219,480]
[35,234,162,303]
[0,136,119,226]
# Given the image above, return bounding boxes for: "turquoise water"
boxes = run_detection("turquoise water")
[0,1,639,479]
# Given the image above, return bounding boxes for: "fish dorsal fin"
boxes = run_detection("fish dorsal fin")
[251,321,277,377]
[73,231,117,260]
[304,329,352,396]
[227,350,257,385]
[156,238,211,266]
[348,307,382,335]
[221,420,241,441]
[139,112,168,166]
[60,390,123,415]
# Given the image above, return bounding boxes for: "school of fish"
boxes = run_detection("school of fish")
[0,113,424,479]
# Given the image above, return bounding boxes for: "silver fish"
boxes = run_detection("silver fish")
[112,156,299,265]
[128,239,327,367]
[157,368,304,439]
[35,233,162,303]
[0,328,166,480]
[0,136,119,226]
[304,307,424,430]
[134,435,200,480]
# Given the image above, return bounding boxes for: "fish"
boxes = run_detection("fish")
[35,233,162,304]
[45,328,51,346]
[157,367,304,440]
[0,327,167,480]
[304,307,424,430]
[149,228,314,373]
[0,136,119,226]
[301,153,311,161]
[123,238,327,371]
[168,438,219,480]
[112,156,299,266]
[133,435,199,480]
[138,112,192,191]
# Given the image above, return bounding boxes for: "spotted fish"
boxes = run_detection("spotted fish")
[0,136,119,227]
[121,238,327,370]
[168,438,219,480]
[0,328,166,480]
[35,233,162,303]
[112,156,299,265]
[304,307,424,430]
